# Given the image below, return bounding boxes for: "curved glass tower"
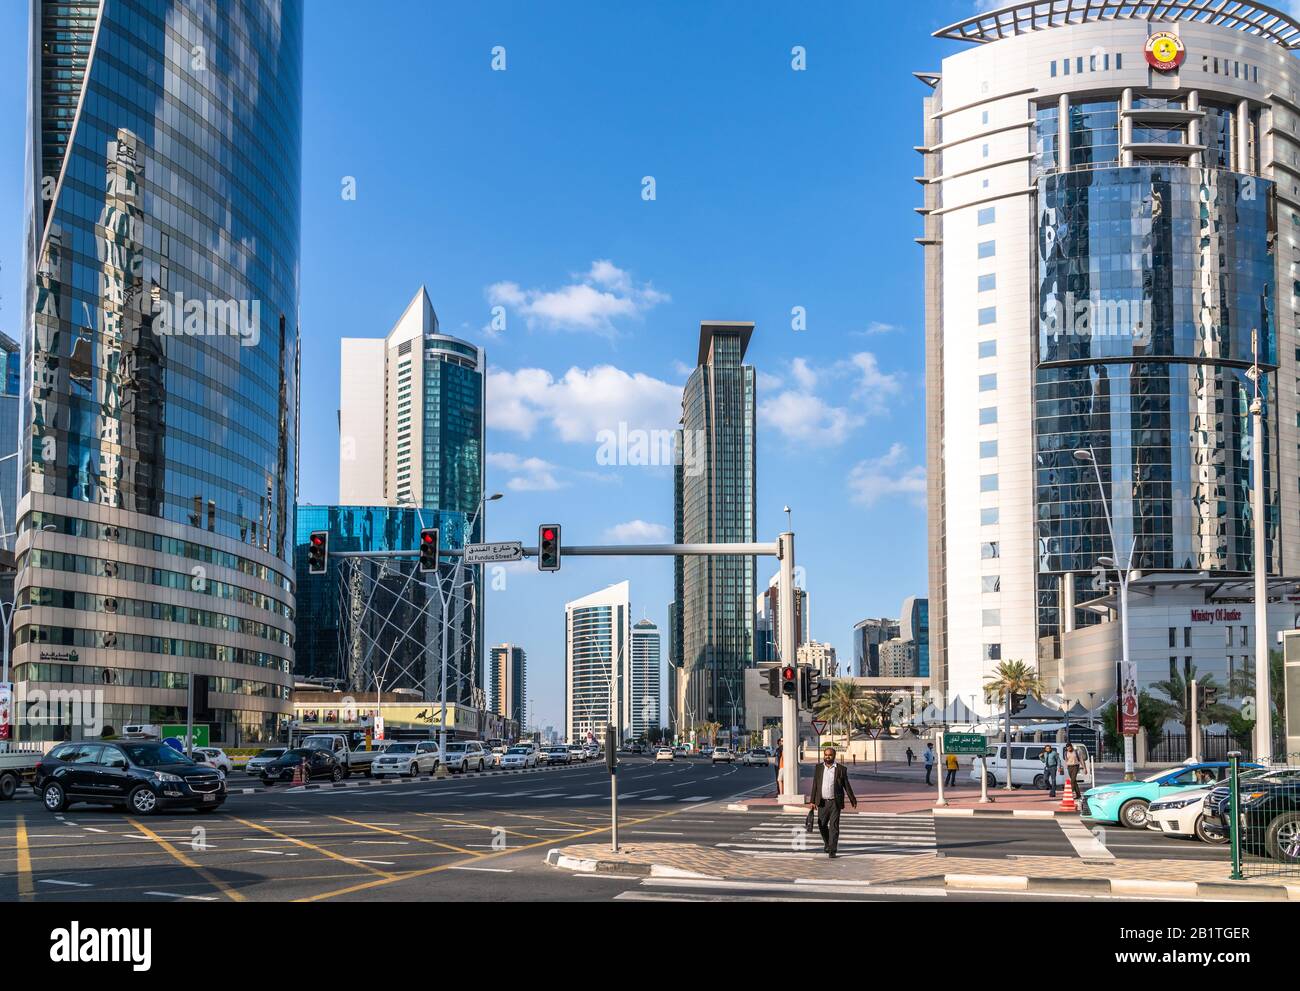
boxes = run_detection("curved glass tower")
[15,0,302,742]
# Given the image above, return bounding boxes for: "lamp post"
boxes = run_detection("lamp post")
[438,493,502,758]
[1075,448,1136,781]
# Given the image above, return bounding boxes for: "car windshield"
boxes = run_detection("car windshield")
[120,743,194,767]
[445,744,466,752]
[281,749,315,761]
[259,749,285,759]
[385,744,416,754]
[507,747,530,754]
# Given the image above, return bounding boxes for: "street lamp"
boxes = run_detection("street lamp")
[437,492,502,758]
[1074,448,1136,780]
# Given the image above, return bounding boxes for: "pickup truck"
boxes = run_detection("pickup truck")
[0,751,42,800]
[296,734,384,777]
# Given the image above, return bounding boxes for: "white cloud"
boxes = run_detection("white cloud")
[759,390,862,446]
[757,352,903,446]
[486,452,564,492]
[603,520,671,543]
[790,357,818,391]
[487,365,682,442]
[852,321,898,337]
[756,370,783,392]
[485,260,669,336]
[848,444,927,507]
[848,352,904,413]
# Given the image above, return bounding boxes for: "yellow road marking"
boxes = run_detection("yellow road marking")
[126,818,246,902]
[232,817,396,879]
[328,816,478,856]
[413,813,540,840]
[298,806,685,903]
[15,816,33,901]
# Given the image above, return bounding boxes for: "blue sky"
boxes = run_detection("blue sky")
[0,0,992,732]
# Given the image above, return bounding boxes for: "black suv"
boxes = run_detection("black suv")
[1201,770,1300,860]
[257,747,344,784]
[35,741,226,815]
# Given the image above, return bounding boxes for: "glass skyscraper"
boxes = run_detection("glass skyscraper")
[673,322,756,735]
[15,0,302,742]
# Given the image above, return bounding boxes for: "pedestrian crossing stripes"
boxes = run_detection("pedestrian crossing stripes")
[717,813,938,858]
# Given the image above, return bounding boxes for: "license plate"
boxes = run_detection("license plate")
[202,793,216,802]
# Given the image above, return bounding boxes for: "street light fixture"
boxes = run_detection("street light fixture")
[1073,447,1136,780]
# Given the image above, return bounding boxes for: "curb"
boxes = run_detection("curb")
[724,801,1079,817]
[544,848,719,880]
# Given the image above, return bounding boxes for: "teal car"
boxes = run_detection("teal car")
[1081,762,1263,829]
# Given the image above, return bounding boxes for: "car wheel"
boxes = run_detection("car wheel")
[42,782,68,813]
[331,767,344,783]
[407,764,418,778]
[1119,798,1150,829]
[128,786,159,816]
[1032,774,1046,790]
[0,773,16,801]
[985,773,997,787]
[478,760,485,773]
[1265,812,1300,864]
[1194,815,1225,845]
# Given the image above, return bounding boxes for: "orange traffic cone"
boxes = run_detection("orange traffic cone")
[1058,771,1076,812]
[292,759,306,786]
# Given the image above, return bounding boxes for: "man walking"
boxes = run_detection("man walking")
[774,740,784,797]
[905,747,915,767]
[943,751,959,788]
[1040,745,1060,798]
[806,745,857,858]
[923,743,935,785]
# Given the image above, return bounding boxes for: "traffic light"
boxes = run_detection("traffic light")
[307,531,328,575]
[418,528,439,573]
[1009,692,1028,715]
[538,524,561,572]
[1197,685,1219,707]
[781,665,798,698]
[801,667,825,709]
[764,667,780,698]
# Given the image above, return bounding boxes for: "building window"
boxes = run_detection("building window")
[978,240,996,259]
[1169,628,1176,648]
[979,373,997,392]
[982,143,990,158]
[1050,61,1057,78]
[984,644,1002,661]
[982,542,1000,559]
[983,609,1002,627]
[980,407,998,425]
[982,575,1001,592]
[980,440,998,459]
[979,340,997,359]
[978,307,997,325]
[980,474,999,492]
[978,207,996,225]
[981,508,999,526]
[978,273,996,292]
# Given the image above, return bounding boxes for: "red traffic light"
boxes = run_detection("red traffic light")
[782,666,795,680]
[542,528,555,541]
[421,531,436,545]
[310,534,324,547]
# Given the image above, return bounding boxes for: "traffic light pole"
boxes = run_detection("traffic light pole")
[778,532,800,802]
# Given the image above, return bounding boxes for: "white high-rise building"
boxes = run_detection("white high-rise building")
[631,619,662,739]
[920,1,1300,716]
[565,582,632,744]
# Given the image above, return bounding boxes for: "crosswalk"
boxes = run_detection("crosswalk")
[717,812,938,858]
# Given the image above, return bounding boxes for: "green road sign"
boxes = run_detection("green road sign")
[943,732,988,755]
[161,724,210,749]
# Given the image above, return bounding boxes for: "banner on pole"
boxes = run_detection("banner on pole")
[1119,661,1140,737]
[0,682,11,741]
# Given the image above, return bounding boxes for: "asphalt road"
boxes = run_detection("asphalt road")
[0,758,1231,903]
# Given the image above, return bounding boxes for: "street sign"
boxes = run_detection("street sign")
[464,541,524,565]
[161,724,209,749]
[811,719,828,735]
[943,732,989,755]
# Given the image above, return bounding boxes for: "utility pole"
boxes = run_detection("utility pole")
[1190,679,1200,763]
[778,531,799,802]
[1250,329,1272,764]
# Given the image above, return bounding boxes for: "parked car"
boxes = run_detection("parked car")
[701,746,714,759]
[35,741,226,814]
[193,747,233,775]
[712,747,734,764]
[371,741,441,777]
[257,748,345,785]
[243,748,287,777]
[1200,768,1300,849]
[1082,761,1261,829]
[541,746,571,765]
[568,745,588,763]
[741,749,770,767]
[501,746,540,770]
[655,747,675,763]
[443,741,488,773]
[297,733,383,778]
[969,743,1093,790]
[489,746,509,768]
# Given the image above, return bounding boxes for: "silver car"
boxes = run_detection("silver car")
[370,741,440,777]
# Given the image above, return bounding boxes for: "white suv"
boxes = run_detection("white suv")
[711,747,734,764]
[443,741,488,773]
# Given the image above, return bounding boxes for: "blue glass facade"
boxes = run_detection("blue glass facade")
[1035,165,1278,635]
[15,0,302,743]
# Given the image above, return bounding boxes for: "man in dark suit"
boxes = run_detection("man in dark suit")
[806,745,858,858]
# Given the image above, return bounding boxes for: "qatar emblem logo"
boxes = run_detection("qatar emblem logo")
[1145,32,1185,72]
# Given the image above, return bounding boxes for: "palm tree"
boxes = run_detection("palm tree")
[816,681,870,755]
[1150,665,1236,750]
[982,661,1045,791]
[700,721,722,748]
[1227,650,1287,756]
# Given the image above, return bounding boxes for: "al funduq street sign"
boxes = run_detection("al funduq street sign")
[464,541,524,565]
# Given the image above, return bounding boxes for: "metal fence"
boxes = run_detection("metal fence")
[1226,757,1300,880]
[1148,731,1254,764]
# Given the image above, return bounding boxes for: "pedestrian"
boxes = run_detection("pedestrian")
[923,743,935,785]
[805,745,858,858]
[1040,745,1060,797]
[1064,743,1083,797]
[905,747,915,767]
[774,740,784,797]
[944,751,959,788]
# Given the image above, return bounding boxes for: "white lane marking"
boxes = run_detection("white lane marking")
[83,827,108,834]
[449,866,514,873]
[353,840,409,846]
[354,859,396,866]
[39,879,93,888]
[566,794,600,800]
[144,891,219,901]
[681,797,711,803]
[1058,820,1117,861]
[527,793,566,799]
[249,849,287,856]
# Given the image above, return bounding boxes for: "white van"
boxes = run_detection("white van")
[968,743,1093,790]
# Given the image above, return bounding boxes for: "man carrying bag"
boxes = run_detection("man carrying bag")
[806,745,858,858]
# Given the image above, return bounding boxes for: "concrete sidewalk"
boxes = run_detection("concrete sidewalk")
[545,841,1300,901]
